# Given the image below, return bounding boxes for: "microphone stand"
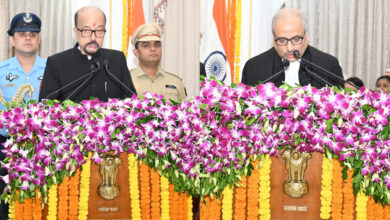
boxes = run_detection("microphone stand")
[303,64,334,87]
[263,59,290,84]
[43,62,100,100]
[293,50,358,89]
[65,66,99,100]
[103,60,136,96]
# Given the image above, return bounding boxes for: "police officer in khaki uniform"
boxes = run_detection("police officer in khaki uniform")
[130,23,186,102]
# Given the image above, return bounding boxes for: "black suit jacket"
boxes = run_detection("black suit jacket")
[241,46,344,88]
[39,47,136,102]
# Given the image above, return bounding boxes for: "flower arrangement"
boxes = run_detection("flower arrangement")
[1,78,390,208]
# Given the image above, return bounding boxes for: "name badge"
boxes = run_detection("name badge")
[165,85,177,89]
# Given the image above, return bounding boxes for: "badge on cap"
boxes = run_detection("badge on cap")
[23,13,32,23]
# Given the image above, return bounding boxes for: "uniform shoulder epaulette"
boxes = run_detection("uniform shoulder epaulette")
[164,71,182,80]
[0,59,11,69]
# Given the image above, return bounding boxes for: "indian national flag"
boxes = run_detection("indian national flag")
[127,0,146,70]
[200,0,232,84]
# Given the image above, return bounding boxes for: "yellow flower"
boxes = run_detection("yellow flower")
[259,155,271,220]
[355,191,368,220]
[78,155,91,220]
[128,154,141,219]
[222,186,233,220]
[47,184,58,220]
[160,176,170,219]
[320,155,333,219]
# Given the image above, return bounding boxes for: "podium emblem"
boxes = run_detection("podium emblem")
[281,147,312,198]
[98,154,122,200]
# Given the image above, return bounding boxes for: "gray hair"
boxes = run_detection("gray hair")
[271,8,308,35]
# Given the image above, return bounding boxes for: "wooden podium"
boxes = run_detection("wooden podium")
[19,151,389,219]
[270,152,323,220]
[37,151,325,219]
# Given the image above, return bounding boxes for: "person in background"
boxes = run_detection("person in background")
[130,23,186,102]
[39,6,136,102]
[0,12,45,219]
[344,77,364,89]
[376,75,390,92]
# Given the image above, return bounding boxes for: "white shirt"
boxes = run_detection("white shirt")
[284,60,300,86]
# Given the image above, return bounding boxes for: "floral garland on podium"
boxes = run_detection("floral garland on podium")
[1,79,390,212]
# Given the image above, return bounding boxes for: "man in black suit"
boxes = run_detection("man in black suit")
[39,6,136,102]
[241,8,344,88]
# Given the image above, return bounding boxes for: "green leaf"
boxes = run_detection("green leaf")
[342,166,348,180]
[382,125,390,140]
[63,99,76,107]
[325,119,333,132]
[246,117,256,126]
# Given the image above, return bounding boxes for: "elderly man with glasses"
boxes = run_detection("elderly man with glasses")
[241,8,344,88]
[39,6,136,102]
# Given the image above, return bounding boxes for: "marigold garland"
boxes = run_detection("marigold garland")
[78,155,92,220]
[140,162,151,220]
[210,196,221,219]
[187,196,192,220]
[69,169,81,220]
[355,190,368,220]
[14,195,23,220]
[8,197,15,220]
[150,169,161,219]
[32,190,42,220]
[342,169,355,220]
[180,192,188,219]
[58,176,69,220]
[47,184,58,220]
[259,155,271,220]
[320,155,333,219]
[374,200,384,219]
[222,185,233,220]
[247,160,259,219]
[129,154,141,219]
[234,175,247,219]
[383,205,390,219]
[169,183,180,219]
[331,159,343,219]
[22,197,32,220]
[366,196,375,220]
[200,196,211,219]
[160,176,170,219]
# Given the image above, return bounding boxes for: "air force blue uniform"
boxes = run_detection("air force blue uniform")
[0,55,46,136]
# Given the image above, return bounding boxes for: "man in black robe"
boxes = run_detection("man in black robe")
[39,6,136,102]
[241,8,344,88]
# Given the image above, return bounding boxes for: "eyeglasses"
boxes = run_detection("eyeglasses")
[274,32,306,46]
[76,28,106,38]
[15,32,39,38]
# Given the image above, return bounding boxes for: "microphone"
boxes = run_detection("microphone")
[293,50,358,89]
[103,60,136,96]
[263,59,290,84]
[43,61,100,100]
